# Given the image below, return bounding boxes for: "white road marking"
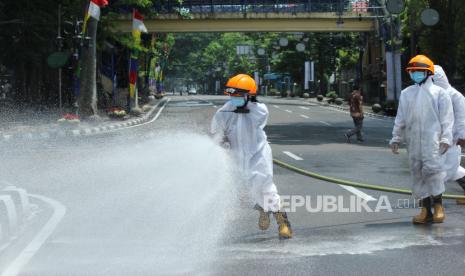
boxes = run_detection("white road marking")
[285,110,293,113]
[338,185,377,202]
[283,151,304,161]
[172,101,212,107]
[213,105,218,108]
[1,193,66,276]
[150,99,170,122]
[273,105,280,109]
[299,106,310,110]
[300,115,310,119]
[324,105,389,122]
[107,99,170,131]
[319,121,332,126]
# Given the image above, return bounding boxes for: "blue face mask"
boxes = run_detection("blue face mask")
[230,96,246,107]
[410,71,427,84]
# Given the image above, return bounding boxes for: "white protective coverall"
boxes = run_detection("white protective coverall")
[211,100,280,212]
[390,77,454,199]
[433,65,465,181]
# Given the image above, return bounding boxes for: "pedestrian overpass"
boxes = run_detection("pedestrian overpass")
[112,0,383,33]
[110,0,396,104]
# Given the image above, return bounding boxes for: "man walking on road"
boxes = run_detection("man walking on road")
[211,74,292,239]
[390,55,454,224]
[433,65,465,204]
[345,86,364,142]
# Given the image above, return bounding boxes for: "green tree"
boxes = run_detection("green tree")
[402,0,465,81]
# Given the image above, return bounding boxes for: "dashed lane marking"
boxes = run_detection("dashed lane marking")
[338,185,377,202]
[283,151,304,161]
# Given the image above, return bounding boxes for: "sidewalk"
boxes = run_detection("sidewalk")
[0,99,164,142]
[262,96,395,121]
[308,97,395,120]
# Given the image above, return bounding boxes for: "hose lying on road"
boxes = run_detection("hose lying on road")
[273,159,465,200]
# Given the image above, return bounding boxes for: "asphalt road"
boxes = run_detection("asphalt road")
[1,95,465,276]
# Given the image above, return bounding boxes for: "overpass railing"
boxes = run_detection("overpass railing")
[151,0,382,15]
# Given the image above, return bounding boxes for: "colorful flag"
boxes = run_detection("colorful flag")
[132,9,148,45]
[83,0,108,33]
[133,10,148,33]
[88,0,108,20]
[129,9,147,98]
[129,54,138,98]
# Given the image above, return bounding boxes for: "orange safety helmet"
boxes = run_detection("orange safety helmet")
[406,55,435,74]
[224,74,257,96]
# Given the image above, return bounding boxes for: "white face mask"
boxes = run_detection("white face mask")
[409,71,427,84]
[230,96,246,107]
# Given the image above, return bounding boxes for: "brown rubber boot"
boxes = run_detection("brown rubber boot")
[254,205,270,230]
[432,194,445,223]
[273,211,293,239]
[412,197,433,224]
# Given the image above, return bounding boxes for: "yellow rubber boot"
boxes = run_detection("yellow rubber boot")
[412,197,433,224]
[255,205,270,230]
[412,207,433,224]
[432,195,445,223]
[433,204,445,223]
[273,212,293,239]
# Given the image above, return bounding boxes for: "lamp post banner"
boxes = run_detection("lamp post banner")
[305,61,314,90]
[386,51,402,101]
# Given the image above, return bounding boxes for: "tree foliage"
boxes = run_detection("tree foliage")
[401,0,465,82]
[0,0,179,107]
[166,32,360,94]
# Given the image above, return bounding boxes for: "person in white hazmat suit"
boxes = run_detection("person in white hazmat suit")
[390,55,454,224]
[433,65,465,204]
[211,74,292,239]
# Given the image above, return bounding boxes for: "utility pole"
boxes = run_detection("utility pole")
[384,0,404,102]
[57,3,63,110]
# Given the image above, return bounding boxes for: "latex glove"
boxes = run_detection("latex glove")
[439,143,449,155]
[457,139,465,147]
[390,143,399,154]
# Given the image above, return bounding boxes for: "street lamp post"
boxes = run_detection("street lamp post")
[57,3,63,110]
[62,19,86,112]
[215,66,222,95]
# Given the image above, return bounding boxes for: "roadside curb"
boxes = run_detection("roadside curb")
[308,99,395,121]
[0,182,66,276]
[0,100,165,143]
[0,182,31,249]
